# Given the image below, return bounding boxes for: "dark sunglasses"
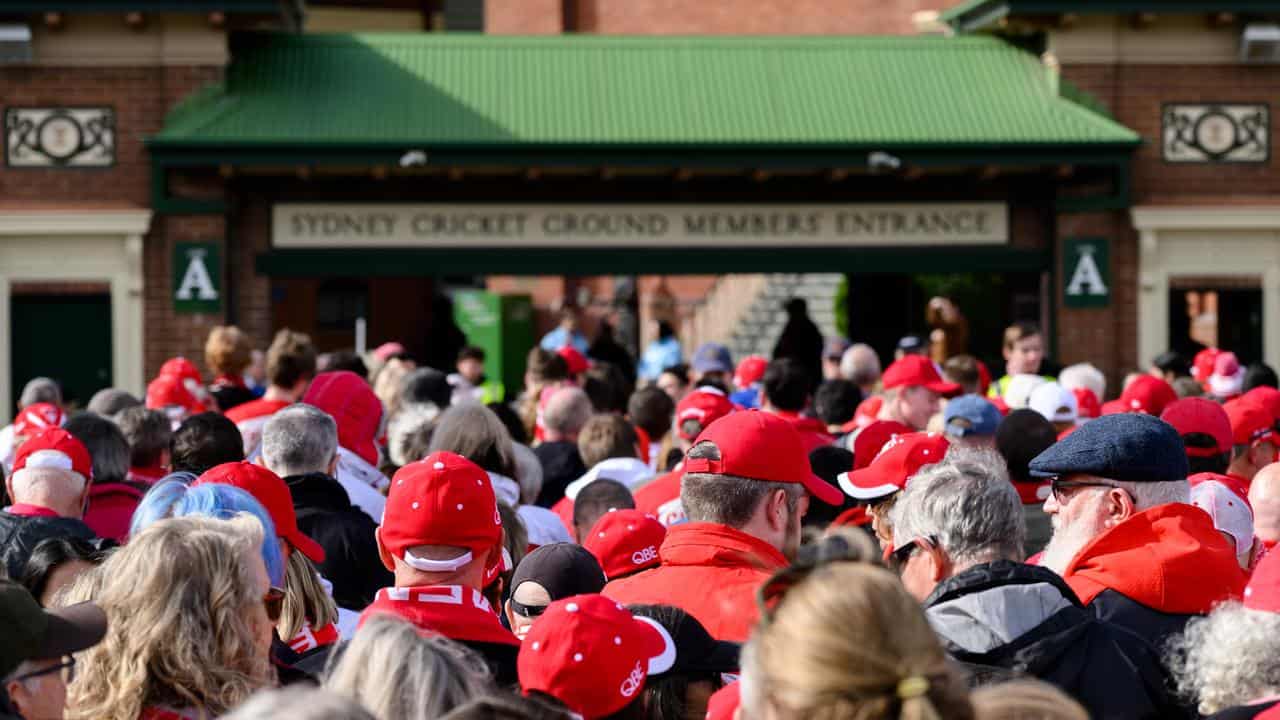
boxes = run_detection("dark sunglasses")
[889,535,937,574]
[1049,478,1122,503]
[11,656,75,684]
[263,587,286,623]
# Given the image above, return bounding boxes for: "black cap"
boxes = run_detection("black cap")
[897,335,926,354]
[400,368,452,409]
[0,579,107,678]
[509,544,606,616]
[996,409,1058,484]
[1029,412,1189,482]
[629,604,740,677]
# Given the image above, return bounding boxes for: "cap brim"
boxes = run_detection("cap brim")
[836,471,900,501]
[40,602,107,659]
[634,616,678,676]
[925,381,963,398]
[289,530,327,564]
[802,473,844,506]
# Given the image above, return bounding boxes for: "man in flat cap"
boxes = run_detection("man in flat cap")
[1031,413,1247,649]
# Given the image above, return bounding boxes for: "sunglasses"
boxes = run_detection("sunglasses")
[263,587,286,623]
[889,535,937,574]
[11,656,75,684]
[1048,479,1123,504]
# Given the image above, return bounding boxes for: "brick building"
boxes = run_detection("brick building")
[2,1,1277,413]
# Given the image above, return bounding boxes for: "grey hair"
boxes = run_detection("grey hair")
[1058,363,1106,404]
[386,403,441,467]
[261,404,338,478]
[890,447,1025,567]
[839,343,882,387]
[512,444,544,505]
[543,387,593,436]
[680,441,801,528]
[222,687,376,720]
[18,377,61,408]
[324,614,492,720]
[1108,478,1190,509]
[87,388,141,417]
[1167,603,1280,714]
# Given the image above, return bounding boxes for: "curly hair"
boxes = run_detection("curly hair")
[1167,602,1280,714]
[67,514,274,720]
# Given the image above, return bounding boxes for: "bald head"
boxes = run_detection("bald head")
[1251,464,1280,544]
[7,467,89,519]
[543,386,592,441]
[840,344,881,390]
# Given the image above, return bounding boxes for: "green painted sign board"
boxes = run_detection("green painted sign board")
[453,290,534,403]
[173,241,222,314]
[1063,237,1110,309]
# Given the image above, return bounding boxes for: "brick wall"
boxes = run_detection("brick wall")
[572,0,938,35]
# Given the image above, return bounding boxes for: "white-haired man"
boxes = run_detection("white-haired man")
[0,428,98,578]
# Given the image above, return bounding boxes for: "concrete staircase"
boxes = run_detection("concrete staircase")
[726,274,844,360]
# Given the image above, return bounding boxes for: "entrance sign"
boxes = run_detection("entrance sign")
[173,241,222,314]
[1064,237,1110,309]
[273,203,1008,248]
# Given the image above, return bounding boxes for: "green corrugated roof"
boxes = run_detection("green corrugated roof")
[151,33,1138,156]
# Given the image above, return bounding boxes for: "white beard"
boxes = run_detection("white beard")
[1039,516,1098,575]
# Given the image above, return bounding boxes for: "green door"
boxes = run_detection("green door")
[10,294,113,410]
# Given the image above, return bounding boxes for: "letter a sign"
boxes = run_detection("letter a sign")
[173,241,222,314]
[1064,238,1110,309]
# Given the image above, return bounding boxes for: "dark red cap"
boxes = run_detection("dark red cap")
[519,594,674,719]
[145,375,208,414]
[1072,387,1101,420]
[881,355,960,396]
[12,403,65,436]
[583,509,666,581]
[303,371,382,467]
[838,432,948,501]
[380,452,502,571]
[558,346,590,376]
[1225,399,1280,448]
[13,428,92,482]
[852,420,914,471]
[194,461,325,563]
[674,389,735,442]
[683,411,842,505]
[732,355,768,389]
[1119,375,1177,416]
[1161,398,1233,457]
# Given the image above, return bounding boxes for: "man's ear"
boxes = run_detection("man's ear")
[1107,487,1137,524]
[926,543,950,583]
[375,527,395,572]
[767,489,790,533]
[328,453,339,477]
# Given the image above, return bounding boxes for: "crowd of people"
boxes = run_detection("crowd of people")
[2,308,1280,720]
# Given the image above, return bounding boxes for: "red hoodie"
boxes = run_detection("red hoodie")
[1062,503,1247,614]
[771,411,834,454]
[602,522,787,642]
[633,468,685,526]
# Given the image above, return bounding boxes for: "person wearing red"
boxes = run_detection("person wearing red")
[877,355,961,431]
[226,329,316,458]
[759,359,832,453]
[583,509,667,582]
[0,378,62,476]
[603,411,842,642]
[205,325,257,412]
[363,451,518,684]
[0,428,98,579]
[1031,413,1247,650]
[1189,473,1256,570]
[1162,397,1234,476]
[1118,375,1178,416]
[114,407,171,486]
[1225,398,1280,487]
[633,388,735,527]
[303,371,387,522]
[837,432,949,551]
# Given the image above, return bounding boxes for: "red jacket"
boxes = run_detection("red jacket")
[84,482,145,543]
[602,522,787,642]
[771,411,834,454]
[1062,503,1247,613]
[633,469,687,526]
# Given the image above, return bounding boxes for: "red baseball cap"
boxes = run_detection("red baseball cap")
[1161,398,1233,457]
[852,420,914,471]
[838,432,949,501]
[851,395,884,429]
[194,461,325,563]
[881,355,960,397]
[1244,544,1280,613]
[675,389,735,442]
[1072,387,1101,421]
[12,427,92,482]
[303,371,382,468]
[1193,348,1222,384]
[1100,398,1128,416]
[1189,472,1251,508]
[159,356,203,384]
[145,375,208,414]
[1119,375,1177,416]
[1225,399,1280,447]
[583,509,667,581]
[13,403,65,436]
[732,355,768,389]
[683,411,843,505]
[558,346,590,376]
[1244,386,1280,424]
[706,682,741,720]
[519,594,674,719]
[379,452,502,572]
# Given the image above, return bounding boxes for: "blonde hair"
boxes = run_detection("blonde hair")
[741,563,972,720]
[969,680,1088,720]
[324,614,492,720]
[67,515,273,720]
[47,559,108,608]
[206,326,253,377]
[278,549,338,641]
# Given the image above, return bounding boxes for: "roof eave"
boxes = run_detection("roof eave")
[942,0,1280,32]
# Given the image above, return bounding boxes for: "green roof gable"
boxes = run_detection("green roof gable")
[150,32,1138,166]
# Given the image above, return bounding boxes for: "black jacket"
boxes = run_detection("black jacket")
[285,472,392,611]
[533,442,586,508]
[1088,587,1196,654]
[0,510,97,579]
[924,560,1186,720]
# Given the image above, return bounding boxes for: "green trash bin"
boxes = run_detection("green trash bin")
[453,290,534,404]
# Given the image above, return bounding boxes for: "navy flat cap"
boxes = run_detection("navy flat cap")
[1028,413,1189,482]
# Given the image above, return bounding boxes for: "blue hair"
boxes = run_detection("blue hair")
[130,473,285,586]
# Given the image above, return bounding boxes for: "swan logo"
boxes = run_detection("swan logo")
[631,546,658,565]
[620,662,645,697]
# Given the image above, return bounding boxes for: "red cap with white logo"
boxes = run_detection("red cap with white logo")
[519,594,675,719]
[12,403,65,437]
[583,509,667,581]
[1119,375,1177,416]
[881,355,961,396]
[379,452,502,573]
[145,374,208,414]
[675,389,735,441]
[732,355,768,390]
[838,432,949,501]
[684,411,843,505]
[13,427,92,482]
